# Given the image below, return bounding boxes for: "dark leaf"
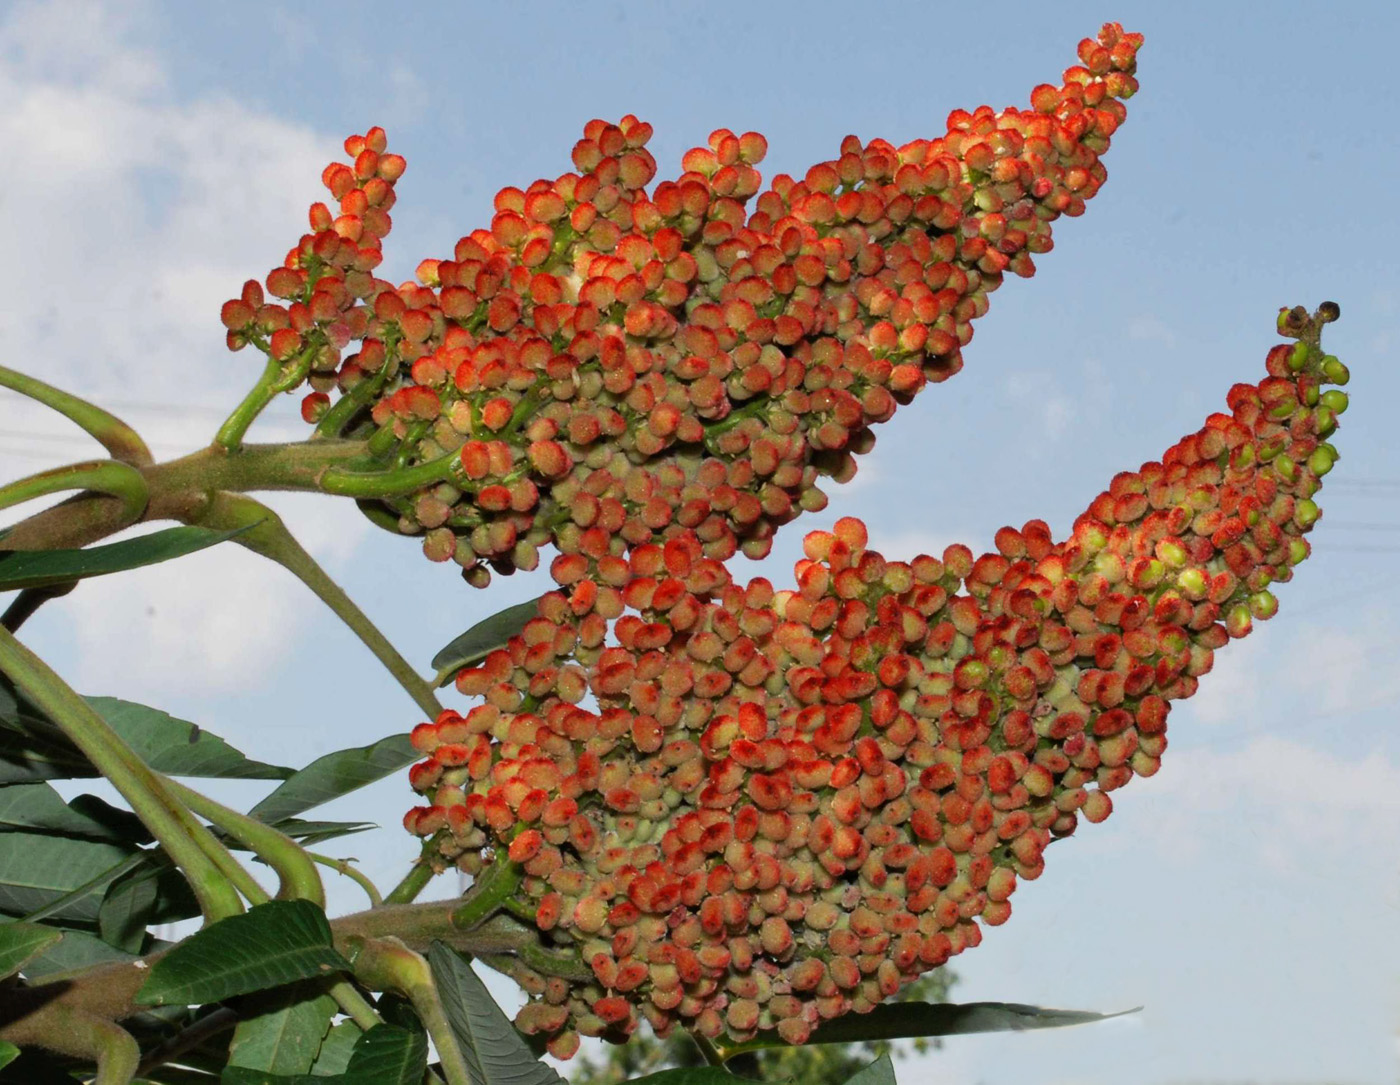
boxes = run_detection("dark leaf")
[137,900,351,1006]
[623,1071,763,1085]
[0,681,290,784]
[98,862,159,953]
[840,1055,896,1085]
[309,1021,361,1076]
[427,941,566,1085]
[344,1024,427,1085]
[18,927,138,980]
[431,596,544,686]
[0,782,148,842]
[738,1000,1136,1053]
[263,820,376,846]
[228,986,338,1076]
[0,920,63,980]
[248,735,417,824]
[0,525,247,591]
[0,832,134,922]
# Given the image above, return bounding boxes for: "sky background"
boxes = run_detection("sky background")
[1,2,1398,1083]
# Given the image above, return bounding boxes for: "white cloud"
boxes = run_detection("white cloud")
[0,0,368,694]
[1000,370,1074,440]
[1126,314,1176,346]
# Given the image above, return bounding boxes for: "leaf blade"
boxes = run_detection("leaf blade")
[248,735,417,824]
[431,597,544,686]
[0,525,247,591]
[427,941,566,1085]
[344,1024,427,1085]
[0,920,63,980]
[137,900,352,1007]
[228,987,339,1076]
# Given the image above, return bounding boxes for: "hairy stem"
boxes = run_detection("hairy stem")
[1,581,77,633]
[383,842,440,905]
[166,780,323,906]
[0,459,148,523]
[346,938,473,1085]
[0,627,244,924]
[190,492,442,718]
[0,363,152,466]
[307,853,384,907]
[213,355,285,452]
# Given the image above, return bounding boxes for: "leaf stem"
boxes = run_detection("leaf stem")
[307,852,384,907]
[1,581,78,633]
[384,845,439,905]
[165,780,323,906]
[0,627,245,924]
[0,363,152,466]
[0,459,148,523]
[347,938,474,1085]
[213,355,289,452]
[191,491,442,719]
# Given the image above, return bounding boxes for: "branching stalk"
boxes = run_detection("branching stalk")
[0,459,148,523]
[0,626,244,924]
[191,492,442,718]
[0,363,152,466]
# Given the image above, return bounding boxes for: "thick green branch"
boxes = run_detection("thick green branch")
[0,363,152,466]
[0,460,148,523]
[0,627,244,924]
[191,491,442,718]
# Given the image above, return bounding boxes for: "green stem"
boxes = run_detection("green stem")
[192,491,442,718]
[308,852,383,907]
[0,627,244,924]
[346,938,473,1085]
[0,460,148,522]
[318,450,460,499]
[213,355,282,452]
[1,581,78,633]
[449,856,523,931]
[384,846,439,905]
[166,780,323,906]
[162,780,381,1032]
[0,363,152,466]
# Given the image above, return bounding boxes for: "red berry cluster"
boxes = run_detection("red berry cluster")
[403,310,1346,1055]
[220,26,1143,586]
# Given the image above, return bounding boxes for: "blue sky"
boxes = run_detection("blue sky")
[2,2,1398,1082]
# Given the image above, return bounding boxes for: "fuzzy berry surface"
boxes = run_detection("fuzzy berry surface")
[403,305,1347,1055]
[223,25,1143,587]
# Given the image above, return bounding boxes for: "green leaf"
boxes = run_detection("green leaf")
[430,596,544,686]
[840,1055,896,1085]
[98,862,160,953]
[0,525,247,591]
[0,682,290,783]
[624,1071,759,1085]
[137,900,352,1006]
[427,941,566,1085]
[0,1042,16,1071]
[0,832,134,922]
[263,820,377,847]
[0,783,150,842]
[228,987,338,1076]
[732,999,1136,1055]
[0,920,63,979]
[17,927,139,979]
[344,1025,427,1085]
[86,697,292,780]
[248,734,417,824]
[310,1021,361,1076]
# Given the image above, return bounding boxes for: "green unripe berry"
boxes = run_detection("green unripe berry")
[1308,446,1336,476]
[1177,567,1208,598]
[1274,456,1296,483]
[1288,538,1310,565]
[1249,590,1279,620]
[1313,406,1337,437]
[1293,498,1320,528]
[1320,389,1349,413]
[1321,355,1349,384]
[1288,342,1310,371]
